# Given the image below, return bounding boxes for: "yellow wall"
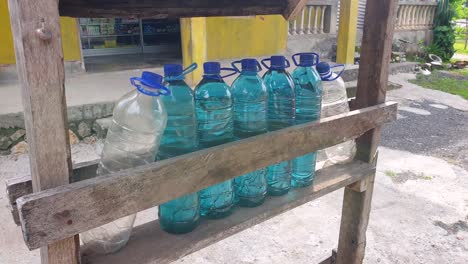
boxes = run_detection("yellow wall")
[0,0,14,64]
[205,15,287,60]
[0,0,81,64]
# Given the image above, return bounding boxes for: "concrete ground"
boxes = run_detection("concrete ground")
[0,72,467,263]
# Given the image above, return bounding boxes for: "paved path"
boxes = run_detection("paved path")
[0,73,467,264]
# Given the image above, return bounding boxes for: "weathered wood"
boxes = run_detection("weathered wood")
[6,160,99,225]
[84,161,375,264]
[7,0,80,262]
[353,0,398,163]
[336,174,376,264]
[336,0,398,263]
[283,0,308,20]
[16,102,396,250]
[58,0,295,19]
[318,249,337,264]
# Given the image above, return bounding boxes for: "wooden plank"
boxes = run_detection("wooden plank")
[15,102,396,250]
[58,0,290,18]
[336,0,398,263]
[7,0,80,262]
[353,0,398,163]
[84,161,375,264]
[318,249,337,264]
[6,160,99,225]
[283,0,308,20]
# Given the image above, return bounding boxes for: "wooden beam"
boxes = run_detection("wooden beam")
[84,161,375,264]
[6,160,99,226]
[283,0,308,20]
[57,0,292,18]
[336,0,359,64]
[16,102,397,250]
[336,0,398,263]
[7,0,80,263]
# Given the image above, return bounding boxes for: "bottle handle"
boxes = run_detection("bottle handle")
[327,64,346,81]
[292,52,320,66]
[231,60,262,72]
[220,67,238,78]
[130,77,171,96]
[261,58,271,69]
[165,63,198,81]
[231,60,242,73]
[284,58,291,68]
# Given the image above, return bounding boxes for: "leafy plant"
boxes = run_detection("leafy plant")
[432,26,456,61]
[431,0,457,61]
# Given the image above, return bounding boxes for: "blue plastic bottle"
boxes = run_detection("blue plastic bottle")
[291,53,322,187]
[195,62,237,218]
[231,58,268,207]
[261,56,296,196]
[158,63,200,234]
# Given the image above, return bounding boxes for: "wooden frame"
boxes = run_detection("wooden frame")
[6,0,398,263]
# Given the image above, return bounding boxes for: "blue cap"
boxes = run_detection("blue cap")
[241,58,258,72]
[271,55,288,69]
[316,62,333,80]
[204,62,221,75]
[299,53,316,67]
[164,64,183,77]
[139,71,164,88]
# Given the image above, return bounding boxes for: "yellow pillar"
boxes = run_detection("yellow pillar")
[180,17,207,86]
[336,0,359,64]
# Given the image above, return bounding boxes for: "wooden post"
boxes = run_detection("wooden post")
[336,0,359,64]
[336,0,398,263]
[180,17,207,86]
[7,0,80,263]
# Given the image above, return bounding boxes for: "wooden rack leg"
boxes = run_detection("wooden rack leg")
[8,0,80,263]
[335,0,398,263]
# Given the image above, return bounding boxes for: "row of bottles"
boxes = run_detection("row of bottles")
[81,53,355,255]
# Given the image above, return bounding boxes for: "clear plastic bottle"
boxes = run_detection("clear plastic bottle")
[231,58,268,207]
[158,63,200,234]
[195,62,237,218]
[316,62,356,164]
[261,56,296,196]
[81,71,168,254]
[291,53,322,187]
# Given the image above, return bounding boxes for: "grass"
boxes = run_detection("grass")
[384,170,397,178]
[452,68,468,77]
[409,73,468,100]
[454,40,468,54]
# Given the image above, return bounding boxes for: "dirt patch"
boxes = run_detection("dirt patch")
[433,219,468,235]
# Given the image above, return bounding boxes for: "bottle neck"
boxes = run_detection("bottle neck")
[240,70,258,76]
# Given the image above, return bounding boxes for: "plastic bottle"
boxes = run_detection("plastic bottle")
[157,63,200,234]
[316,62,356,164]
[195,62,237,218]
[261,55,296,196]
[81,71,169,254]
[230,58,268,207]
[290,53,322,187]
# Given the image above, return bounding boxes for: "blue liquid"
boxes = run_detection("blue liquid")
[195,75,235,218]
[231,70,268,206]
[291,66,322,187]
[263,69,296,196]
[158,79,200,234]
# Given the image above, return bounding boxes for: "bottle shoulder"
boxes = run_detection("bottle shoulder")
[195,79,232,98]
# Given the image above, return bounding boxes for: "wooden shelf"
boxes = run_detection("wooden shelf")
[58,0,307,20]
[11,102,397,250]
[83,160,375,264]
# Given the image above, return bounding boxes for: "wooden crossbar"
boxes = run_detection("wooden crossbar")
[15,102,396,250]
[58,0,299,19]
